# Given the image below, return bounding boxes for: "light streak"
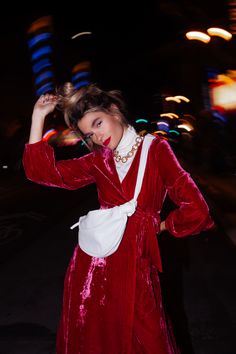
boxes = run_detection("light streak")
[207,27,232,40]
[135,119,148,123]
[71,31,92,39]
[185,31,211,43]
[160,113,179,119]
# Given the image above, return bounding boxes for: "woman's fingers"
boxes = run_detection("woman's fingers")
[40,94,57,104]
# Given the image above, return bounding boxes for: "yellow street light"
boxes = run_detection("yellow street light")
[185,31,211,43]
[165,96,181,103]
[174,95,190,102]
[207,27,232,41]
[165,95,190,103]
[160,113,179,119]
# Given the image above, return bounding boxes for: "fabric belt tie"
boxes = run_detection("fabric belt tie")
[135,208,163,272]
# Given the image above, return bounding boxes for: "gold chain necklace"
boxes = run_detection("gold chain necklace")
[113,135,144,163]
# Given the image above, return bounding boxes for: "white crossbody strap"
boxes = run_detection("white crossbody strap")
[70,134,154,231]
[133,134,155,201]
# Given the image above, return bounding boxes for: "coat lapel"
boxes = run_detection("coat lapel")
[93,143,143,203]
[93,147,125,200]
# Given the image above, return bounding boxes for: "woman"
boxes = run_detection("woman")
[23,83,214,354]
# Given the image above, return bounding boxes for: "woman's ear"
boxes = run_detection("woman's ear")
[110,104,121,121]
[111,103,118,111]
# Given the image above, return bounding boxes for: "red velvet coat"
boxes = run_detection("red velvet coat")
[23,137,214,354]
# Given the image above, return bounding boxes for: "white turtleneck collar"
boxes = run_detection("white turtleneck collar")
[114,125,140,182]
[115,125,139,155]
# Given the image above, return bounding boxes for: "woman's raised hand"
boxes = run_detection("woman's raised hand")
[29,93,58,144]
[32,93,58,121]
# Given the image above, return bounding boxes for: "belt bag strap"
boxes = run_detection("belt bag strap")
[133,133,155,201]
[71,134,155,258]
[70,134,155,231]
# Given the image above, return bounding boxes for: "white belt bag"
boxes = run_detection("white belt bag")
[71,134,154,258]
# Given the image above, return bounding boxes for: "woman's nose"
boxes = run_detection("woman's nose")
[96,133,104,143]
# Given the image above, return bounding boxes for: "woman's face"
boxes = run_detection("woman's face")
[77,110,126,150]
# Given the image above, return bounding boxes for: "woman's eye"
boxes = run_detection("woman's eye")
[97,121,102,127]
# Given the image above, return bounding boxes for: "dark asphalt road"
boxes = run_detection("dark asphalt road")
[0,171,235,354]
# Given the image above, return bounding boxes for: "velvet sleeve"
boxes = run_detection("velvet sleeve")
[23,140,95,190]
[156,139,214,237]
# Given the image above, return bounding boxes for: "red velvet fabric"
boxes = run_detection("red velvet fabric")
[23,137,214,353]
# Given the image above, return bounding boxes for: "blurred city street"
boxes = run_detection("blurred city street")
[0,161,235,354]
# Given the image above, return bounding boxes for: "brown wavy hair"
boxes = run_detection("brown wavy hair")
[56,83,129,150]
[57,82,128,125]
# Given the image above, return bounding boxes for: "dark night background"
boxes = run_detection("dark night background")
[0,2,229,120]
[0,3,236,354]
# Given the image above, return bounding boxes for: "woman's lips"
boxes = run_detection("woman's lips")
[103,137,111,146]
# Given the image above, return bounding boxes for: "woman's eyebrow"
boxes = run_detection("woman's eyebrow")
[83,117,101,136]
[91,117,101,128]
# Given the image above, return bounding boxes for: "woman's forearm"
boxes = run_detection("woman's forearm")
[29,113,46,144]
[28,94,58,144]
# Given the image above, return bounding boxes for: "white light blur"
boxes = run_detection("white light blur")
[71,31,92,39]
[165,96,181,103]
[175,95,190,102]
[212,81,236,111]
[207,27,232,41]
[185,31,211,43]
[157,121,169,126]
[177,124,193,132]
[165,95,190,103]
